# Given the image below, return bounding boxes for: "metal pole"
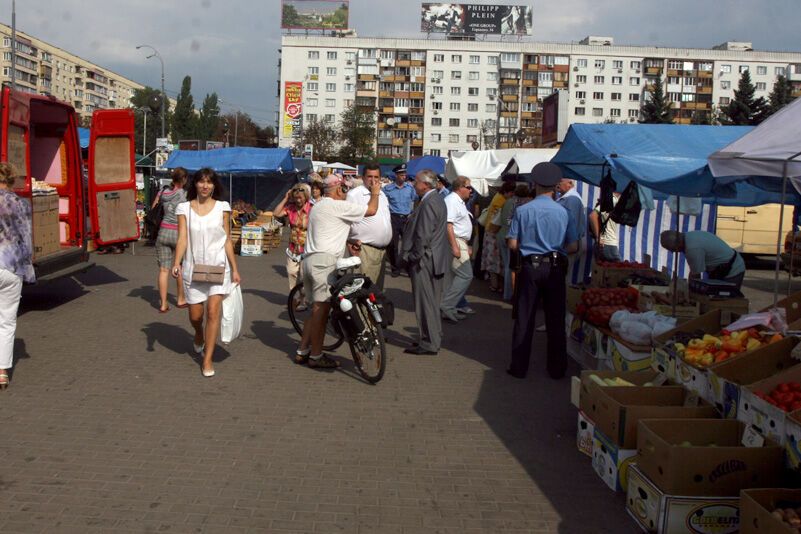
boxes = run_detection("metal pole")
[142,110,147,157]
[159,55,166,139]
[234,111,239,147]
[672,196,680,318]
[774,163,789,307]
[10,0,16,90]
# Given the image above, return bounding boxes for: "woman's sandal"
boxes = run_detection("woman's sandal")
[294,352,310,365]
[307,354,340,369]
[0,373,9,390]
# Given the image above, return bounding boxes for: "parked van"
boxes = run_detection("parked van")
[717,203,794,255]
[5,86,139,282]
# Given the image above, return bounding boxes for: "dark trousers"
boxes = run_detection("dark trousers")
[388,213,408,273]
[510,260,568,378]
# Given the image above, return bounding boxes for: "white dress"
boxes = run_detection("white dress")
[176,200,232,304]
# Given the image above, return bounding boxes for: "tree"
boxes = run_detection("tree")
[338,104,376,163]
[171,76,197,141]
[295,118,337,161]
[639,77,673,124]
[690,110,711,125]
[196,93,221,143]
[131,86,171,156]
[723,70,769,125]
[768,74,795,115]
[212,112,275,147]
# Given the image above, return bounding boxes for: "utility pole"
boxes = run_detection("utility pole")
[10,0,16,90]
[234,111,239,147]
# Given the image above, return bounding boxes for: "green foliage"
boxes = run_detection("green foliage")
[723,70,769,125]
[171,76,197,142]
[131,86,170,155]
[295,118,337,161]
[197,93,221,143]
[338,105,376,163]
[639,77,673,124]
[768,75,795,115]
[213,113,277,148]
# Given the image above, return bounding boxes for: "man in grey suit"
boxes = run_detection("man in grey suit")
[401,169,450,355]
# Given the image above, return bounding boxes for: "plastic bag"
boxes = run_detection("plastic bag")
[221,284,243,344]
[667,195,703,216]
[618,321,653,346]
[725,308,788,335]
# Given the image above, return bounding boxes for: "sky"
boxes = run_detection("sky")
[11,0,801,127]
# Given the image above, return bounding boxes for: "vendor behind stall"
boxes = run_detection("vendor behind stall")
[660,230,746,290]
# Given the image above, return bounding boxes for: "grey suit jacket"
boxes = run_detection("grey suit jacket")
[401,190,450,277]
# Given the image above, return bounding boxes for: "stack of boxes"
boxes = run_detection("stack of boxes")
[32,187,59,260]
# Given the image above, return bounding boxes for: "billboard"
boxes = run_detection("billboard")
[420,4,533,35]
[281,0,350,30]
[283,82,303,138]
[541,90,568,147]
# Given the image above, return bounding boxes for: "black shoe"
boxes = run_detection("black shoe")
[390,270,400,278]
[404,346,437,355]
[547,359,567,380]
[506,368,526,379]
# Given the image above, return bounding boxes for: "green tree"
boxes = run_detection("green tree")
[639,77,673,124]
[768,74,795,115]
[723,70,769,125]
[196,93,220,143]
[171,76,197,142]
[131,86,171,156]
[295,118,337,160]
[338,104,376,163]
[256,125,277,148]
[282,4,300,26]
[690,110,711,125]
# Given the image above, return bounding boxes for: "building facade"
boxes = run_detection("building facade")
[279,34,801,162]
[0,24,146,123]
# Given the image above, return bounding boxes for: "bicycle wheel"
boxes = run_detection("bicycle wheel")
[349,302,387,384]
[287,282,344,351]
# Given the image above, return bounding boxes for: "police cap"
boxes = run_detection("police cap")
[393,163,407,174]
[530,162,562,187]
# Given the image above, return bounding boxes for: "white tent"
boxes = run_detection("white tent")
[325,162,358,171]
[445,148,557,195]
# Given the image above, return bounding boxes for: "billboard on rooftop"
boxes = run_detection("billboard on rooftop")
[420,3,533,35]
[281,0,350,30]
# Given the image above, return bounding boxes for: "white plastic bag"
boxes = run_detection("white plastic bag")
[221,284,243,344]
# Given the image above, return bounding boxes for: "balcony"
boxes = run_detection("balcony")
[409,107,424,115]
[382,106,394,113]
[356,90,376,98]
[410,91,425,99]
[396,60,411,67]
[524,63,539,71]
[501,94,518,102]
[501,78,520,86]
[378,90,391,98]
[395,91,410,99]
[358,74,377,81]
[646,67,662,75]
[522,79,535,86]
[667,69,681,77]
[500,111,518,118]
[411,139,423,147]
[698,86,713,94]
[554,64,570,73]
[392,138,405,147]
[377,137,393,145]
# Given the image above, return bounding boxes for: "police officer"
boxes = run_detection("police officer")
[384,163,417,277]
[506,162,579,380]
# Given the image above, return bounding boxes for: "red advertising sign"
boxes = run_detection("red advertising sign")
[283,81,303,138]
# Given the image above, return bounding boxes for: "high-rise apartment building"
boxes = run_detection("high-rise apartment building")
[279,34,801,163]
[0,23,146,123]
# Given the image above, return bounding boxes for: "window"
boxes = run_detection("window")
[756,82,767,90]
[501,52,520,63]
[431,117,442,126]
[719,96,731,105]
[307,98,318,107]
[739,65,749,73]
[486,72,498,81]
[628,109,639,118]
[668,60,682,70]
[412,51,425,60]
[451,71,461,80]
[327,51,337,60]
[629,77,640,85]
[576,91,586,99]
[451,54,462,63]
[630,61,641,70]
[451,87,461,96]
[720,64,732,73]
[449,118,460,127]
[450,102,460,111]
[327,67,337,76]
[595,60,605,69]
[668,92,680,102]
[593,91,604,100]
[469,55,480,64]
[469,71,479,81]
[776,66,786,76]
[467,135,478,143]
[324,114,335,123]
[575,107,586,116]
[611,76,622,85]
[468,87,479,96]
[592,108,603,117]
[628,93,639,101]
[449,134,459,143]
[594,76,604,84]
[488,56,498,65]
[308,66,319,76]
[668,76,680,85]
[360,49,376,58]
[410,66,425,76]
[610,108,621,117]
[434,53,444,62]
[306,113,317,123]
[612,60,623,70]
[486,103,497,112]
[539,71,553,83]
[756,65,767,75]
[432,85,443,94]
[430,149,441,156]
[325,99,336,107]
[432,70,444,79]
[486,87,497,97]
[721,80,731,90]
[308,51,319,60]
[468,103,478,112]
[576,59,588,68]
[431,101,442,110]
[344,83,354,92]
[326,83,336,92]
[431,134,441,142]
[467,118,478,128]
[576,75,587,83]
[611,92,621,101]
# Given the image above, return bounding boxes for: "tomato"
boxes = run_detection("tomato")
[779,383,791,393]
[790,382,801,392]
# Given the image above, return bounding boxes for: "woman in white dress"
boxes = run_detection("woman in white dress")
[172,168,242,377]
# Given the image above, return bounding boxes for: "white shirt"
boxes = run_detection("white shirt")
[594,195,619,247]
[346,185,392,248]
[305,197,367,258]
[444,192,472,240]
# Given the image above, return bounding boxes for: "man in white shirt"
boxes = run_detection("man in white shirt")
[295,174,381,369]
[440,176,475,323]
[589,192,621,262]
[346,163,392,291]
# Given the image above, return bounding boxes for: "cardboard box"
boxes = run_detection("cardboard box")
[31,193,60,259]
[567,285,584,314]
[241,225,264,241]
[785,411,801,473]
[581,322,611,361]
[240,239,263,257]
[769,290,801,324]
[577,410,595,458]
[694,294,750,324]
[650,303,701,322]
[627,464,740,534]
[740,488,801,534]
[591,256,660,288]
[709,337,800,419]
[636,419,784,497]
[580,379,716,449]
[592,427,637,492]
[607,335,653,372]
[739,363,801,445]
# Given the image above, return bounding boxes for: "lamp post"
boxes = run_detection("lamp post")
[10,0,16,90]
[136,44,166,139]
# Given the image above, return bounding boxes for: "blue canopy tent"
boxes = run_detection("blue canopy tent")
[78,127,90,149]
[164,147,298,210]
[406,155,446,178]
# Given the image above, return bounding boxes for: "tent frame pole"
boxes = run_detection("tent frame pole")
[672,196,680,318]
[774,162,789,307]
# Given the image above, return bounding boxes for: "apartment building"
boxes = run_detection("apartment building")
[279,34,801,162]
[0,23,145,123]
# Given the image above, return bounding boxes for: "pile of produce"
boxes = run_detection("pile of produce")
[754,383,801,412]
[576,288,639,327]
[771,507,801,529]
[587,375,654,387]
[595,260,650,269]
[672,328,784,368]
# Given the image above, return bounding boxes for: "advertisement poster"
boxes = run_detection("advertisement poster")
[283,82,303,138]
[420,3,533,35]
[281,0,349,30]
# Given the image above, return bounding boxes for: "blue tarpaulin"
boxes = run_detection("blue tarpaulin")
[164,147,295,173]
[552,124,799,206]
[78,127,90,149]
[406,155,446,177]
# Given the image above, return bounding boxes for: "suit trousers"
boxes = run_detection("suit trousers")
[410,261,444,352]
[509,260,567,378]
[358,243,386,292]
[441,258,473,314]
[0,268,23,369]
[388,213,408,273]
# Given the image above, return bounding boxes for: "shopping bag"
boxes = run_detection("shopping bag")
[221,284,243,344]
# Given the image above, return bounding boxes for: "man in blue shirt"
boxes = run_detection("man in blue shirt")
[383,164,417,277]
[660,230,746,290]
[506,162,579,380]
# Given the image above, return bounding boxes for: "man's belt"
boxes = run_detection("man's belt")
[523,252,567,265]
[390,213,410,218]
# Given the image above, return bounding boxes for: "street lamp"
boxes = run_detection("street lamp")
[136,44,166,139]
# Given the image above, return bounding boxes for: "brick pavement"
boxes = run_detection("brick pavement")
[0,244,636,533]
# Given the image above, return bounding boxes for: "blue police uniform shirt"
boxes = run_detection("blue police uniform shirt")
[507,195,579,256]
[383,182,417,215]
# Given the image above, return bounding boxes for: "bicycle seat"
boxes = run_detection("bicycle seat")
[336,256,362,270]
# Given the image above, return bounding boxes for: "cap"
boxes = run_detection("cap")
[393,163,407,174]
[323,174,354,189]
[530,162,562,187]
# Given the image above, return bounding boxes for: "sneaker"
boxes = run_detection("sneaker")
[456,306,476,315]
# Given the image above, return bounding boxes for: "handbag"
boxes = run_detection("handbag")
[477,207,489,227]
[188,204,225,285]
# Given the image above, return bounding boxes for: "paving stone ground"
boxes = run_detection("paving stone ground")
[2,243,649,533]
